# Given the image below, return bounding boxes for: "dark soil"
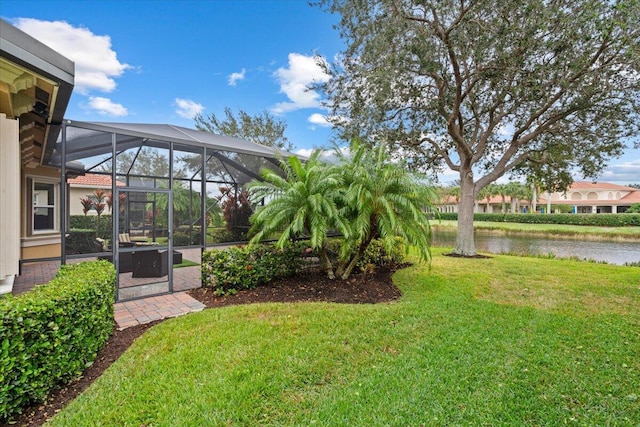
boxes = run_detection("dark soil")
[444,252,492,259]
[7,266,403,427]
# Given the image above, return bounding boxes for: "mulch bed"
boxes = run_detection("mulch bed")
[7,266,403,427]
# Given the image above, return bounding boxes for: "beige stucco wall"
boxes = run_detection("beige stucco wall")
[21,241,61,259]
[0,114,20,282]
[20,165,61,260]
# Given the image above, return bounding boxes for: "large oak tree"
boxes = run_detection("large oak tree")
[317,0,640,255]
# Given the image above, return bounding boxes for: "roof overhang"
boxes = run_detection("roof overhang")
[0,19,74,167]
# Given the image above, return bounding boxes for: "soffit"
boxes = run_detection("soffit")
[1,19,74,168]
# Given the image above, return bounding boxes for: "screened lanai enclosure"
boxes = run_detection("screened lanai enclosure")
[55,121,289,301]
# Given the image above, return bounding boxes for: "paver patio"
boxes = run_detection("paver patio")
[11,248,206,329]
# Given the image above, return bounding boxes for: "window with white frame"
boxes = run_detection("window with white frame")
[32,180,58,233]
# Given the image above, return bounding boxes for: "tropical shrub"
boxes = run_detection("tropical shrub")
[0,261,116,422]
[201,242,306,294]
[248,141,437,279]
[207,227,236,243]
[220,187,253,241]
[173,226,203,246]
[333,141,436,278]
[357,237,406,271]
[248,151,349,278]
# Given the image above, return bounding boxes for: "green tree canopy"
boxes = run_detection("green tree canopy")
[317,0,640,256]
[626,203,640,213]
[195,107,293,151]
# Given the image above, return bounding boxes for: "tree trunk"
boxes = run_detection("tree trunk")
[501,195,506,213]
[546,191,551,214]
[532,185,537,213]
[340,235,373,279]
[340,252,362,280]
[320,246,335,279]
[454,171,477,256]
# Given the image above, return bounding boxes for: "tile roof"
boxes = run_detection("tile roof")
[68,173,125,187]
[568,181,637,191]
[620,191,640,202]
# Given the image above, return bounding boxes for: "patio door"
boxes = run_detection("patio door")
[114,187,173,301]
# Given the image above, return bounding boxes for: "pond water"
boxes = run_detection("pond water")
[432,229,640,265]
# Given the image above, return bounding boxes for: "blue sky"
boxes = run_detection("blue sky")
[2,0,639,185]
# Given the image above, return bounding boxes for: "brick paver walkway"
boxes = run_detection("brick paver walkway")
[12,248,208,329]
[114,292,205,329]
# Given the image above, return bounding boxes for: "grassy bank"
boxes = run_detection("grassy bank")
[433,219,640,239]
[49,250,639,426]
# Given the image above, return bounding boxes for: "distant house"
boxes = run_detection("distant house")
[438,182,640,214]
[68,173,125,216]
[546,182,640,214]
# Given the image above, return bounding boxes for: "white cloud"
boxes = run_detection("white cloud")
[271,53,331,114]
[228,68,246,86]
[85,97,128,116]
[14,18,131,94]
[307,113,332,128]
[295,146,350,163]
[175,98,204,119]
[600,158,640,185]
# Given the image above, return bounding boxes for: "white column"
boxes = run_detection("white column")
[0,114,20,294]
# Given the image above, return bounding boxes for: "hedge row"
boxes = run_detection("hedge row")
[0,261,116,421]
[202,239,406,295]
[437,213,640,226]
[70,215,112,239]
[202,242,307,294]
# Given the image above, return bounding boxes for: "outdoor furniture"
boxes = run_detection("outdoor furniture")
[118,233,136,248]
[132,250,169,278]
[97,252,134,273]
[131,250,183,278]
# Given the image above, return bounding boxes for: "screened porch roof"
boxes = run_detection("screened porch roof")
[50,120,296,165]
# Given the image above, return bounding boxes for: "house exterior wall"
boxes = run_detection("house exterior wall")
[437,182,640,215]
[69,186,109,216]
[0,114,20,292]
[553,187,633,202]
[20,165,62,260]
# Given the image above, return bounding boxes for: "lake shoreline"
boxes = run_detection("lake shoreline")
[431,220,640,242]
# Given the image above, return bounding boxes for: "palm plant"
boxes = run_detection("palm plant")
[495,184,508,213]
[92,189,107,237]
[248,151,349,279]
[79,197,94,216]
[478,183,498,213]
[334,141,437,279]
[249,142,437,280]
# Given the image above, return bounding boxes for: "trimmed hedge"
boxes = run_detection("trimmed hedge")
[202,239,407,295]
[65,229,98,254]
[0,261,116,421]
[174,226,203,246]
[202,242,306,294]
[69,215,112,239]
[437,213,640,226]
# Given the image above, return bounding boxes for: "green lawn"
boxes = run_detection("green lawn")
[50,249,640,426]
[433,219,640,239]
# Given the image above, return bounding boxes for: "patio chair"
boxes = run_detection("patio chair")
[96,239,134,273]
[132,250,168,278]
[118,233,136,247]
